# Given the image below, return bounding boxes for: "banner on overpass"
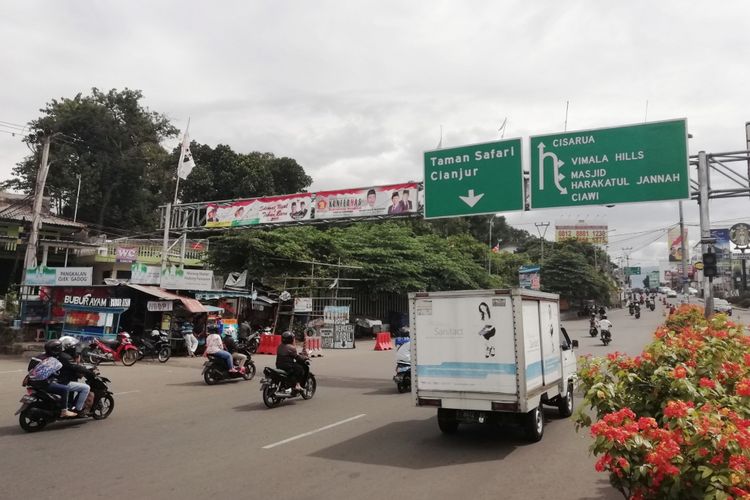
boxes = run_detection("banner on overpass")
[203,183,420,228]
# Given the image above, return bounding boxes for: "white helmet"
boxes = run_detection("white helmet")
[59,335,80,354]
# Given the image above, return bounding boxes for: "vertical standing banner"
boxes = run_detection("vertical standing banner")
[668,226,688,262]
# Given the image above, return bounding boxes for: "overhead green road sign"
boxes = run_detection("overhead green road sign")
[530,119,689,209]
[423,138,523,219]
[625,266,641,276]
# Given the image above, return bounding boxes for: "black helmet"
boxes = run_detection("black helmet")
[44,339,63,356]
[281,331,294,344]
[601,314,608,320]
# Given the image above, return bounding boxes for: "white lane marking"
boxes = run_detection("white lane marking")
[262,414,367,450]
[112,390,141,396]
[0,370,23,374]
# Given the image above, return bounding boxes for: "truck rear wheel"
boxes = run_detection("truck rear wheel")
[524,404,544,442]
[558,383,574,418]
[437,408,459,434]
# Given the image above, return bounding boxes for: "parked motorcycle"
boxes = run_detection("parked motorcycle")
[393,340,411,393]
[82,331,139,366]
[260,362,316,408]
[16,365,115,432]
[135,329,171,363]
[202,353,256,385]
[239,333,260,355]
[600,329,612,346]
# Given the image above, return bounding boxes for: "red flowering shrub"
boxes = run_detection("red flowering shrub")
[576,305,750,498]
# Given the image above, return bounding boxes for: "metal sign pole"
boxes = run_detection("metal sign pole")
[697,151,714,318]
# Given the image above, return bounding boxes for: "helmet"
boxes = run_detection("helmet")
[44,339,63,356]
[398,326,410,336]
[601,314,608,320]
[59,336,80,355]
[281,331,294,344]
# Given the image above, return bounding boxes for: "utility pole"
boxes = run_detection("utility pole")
[534,222,550,264]
[622,247,633,287]
[21,136,52,288]
[63,173,82,267]
[487,215,495,275]
[678,201,689,295]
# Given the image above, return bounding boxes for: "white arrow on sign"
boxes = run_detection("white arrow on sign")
[459,189,485,207]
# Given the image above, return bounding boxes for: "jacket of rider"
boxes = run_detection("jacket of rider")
[275,344,306,369]
[55,352,92,384]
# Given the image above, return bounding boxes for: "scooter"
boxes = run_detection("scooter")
[393,340,411,393]
[202,353,256,385]
[634,306,641,319]
[260,361,316,408]
[16,366,115,432]
[600,329,612,346]
[135,329,171,363]
[239,332,260,355]
[82,331,139,366]
[628,303,635,316]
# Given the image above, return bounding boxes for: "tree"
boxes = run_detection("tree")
[540,247,613,305]
[4,88,178,232]
[176,143,312,203]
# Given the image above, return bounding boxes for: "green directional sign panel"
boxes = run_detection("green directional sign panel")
[423,139,523,219]
[625,266,642,276]
[530,119,689,209]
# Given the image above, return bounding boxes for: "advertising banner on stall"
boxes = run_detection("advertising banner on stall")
[130,263,161,285]
[115,246,138,262]
[555,223,608,244]
[519,265,541,290]
[668,226,688,262]
[313,183,419,220]
[160,266,214,290]
[205,193,313,228]
[25,267,93,286]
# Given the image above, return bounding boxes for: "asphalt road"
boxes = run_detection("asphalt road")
[0,300,727,500]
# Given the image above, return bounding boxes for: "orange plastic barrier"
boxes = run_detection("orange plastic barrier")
[374,332,393,351]
[257,334,282,355]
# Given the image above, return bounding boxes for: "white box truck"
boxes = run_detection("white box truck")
[410,288,578,442]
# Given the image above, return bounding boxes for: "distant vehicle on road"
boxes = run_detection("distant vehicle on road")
[688,287,699,296]
[713,299,733,316]
[666,289,678,298]
[658,286,670,294]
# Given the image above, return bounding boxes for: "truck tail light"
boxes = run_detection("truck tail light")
[418,398,441,407]
[492,402,517,412]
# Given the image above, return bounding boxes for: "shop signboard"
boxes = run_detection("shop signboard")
[530,119,689,208]
[323,305,350,324]
[115,246,138,262]
[147,300,173,312]
[160,266,214,291]
[555,223,608,244]
[63,295,131,308]
[293,297,313,312]
[130,263,161,285]
[25,267,93,286]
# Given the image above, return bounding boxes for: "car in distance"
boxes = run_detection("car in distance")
[713,298,733,316]
[666,289,678,298]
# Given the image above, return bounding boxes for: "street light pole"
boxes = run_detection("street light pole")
[534,222,550,264]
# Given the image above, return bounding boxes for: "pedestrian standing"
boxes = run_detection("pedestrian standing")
[181,321,198,357]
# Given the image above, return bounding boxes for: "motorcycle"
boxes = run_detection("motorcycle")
[588,316,598,337]
[393,340,411,393]
[600,329,612,346]
[260,361,316,408]
[628,303,635,316]
[16,366,115,432]
[135,330,171,363]
[649,301,656,311]
[202,353,256,385]
[239,332,260,355]
[82,331,139,366]
[635,306,641,319]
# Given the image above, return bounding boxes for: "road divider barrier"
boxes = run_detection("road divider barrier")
[374,332,393,351]
[257,334,282,355]
[304,336,323,357]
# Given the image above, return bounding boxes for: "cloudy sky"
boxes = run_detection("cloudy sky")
[1,1,749,268]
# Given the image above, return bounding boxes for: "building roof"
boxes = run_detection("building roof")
[0,191,86,229]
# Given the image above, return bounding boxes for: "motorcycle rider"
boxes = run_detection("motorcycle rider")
[238,319,251,341]
[32,340,78,418]
[599,315,613,341]
[276,331,308,392]
[222,332,247,372]
[55,337,94,416]
[205,326,237,373]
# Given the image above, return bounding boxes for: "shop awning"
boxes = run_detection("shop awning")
[127,284,208,314]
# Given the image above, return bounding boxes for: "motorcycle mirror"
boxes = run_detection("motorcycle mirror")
[571,340,579,349]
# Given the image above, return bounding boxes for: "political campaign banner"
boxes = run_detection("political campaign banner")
[668,226,688,262]
[205,193,313,228]
[312,183,419,220]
